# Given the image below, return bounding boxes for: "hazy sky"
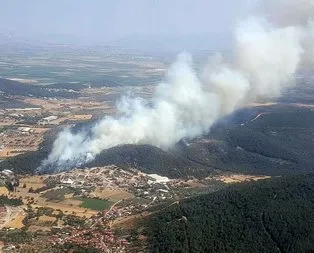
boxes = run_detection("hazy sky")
[0,0,256,47]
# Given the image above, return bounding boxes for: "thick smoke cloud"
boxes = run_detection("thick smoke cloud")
[39,1,314,172]
[260,0,314,26]
[236,17,304,97]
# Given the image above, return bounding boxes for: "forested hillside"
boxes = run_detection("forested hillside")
[86,144,214,179]
[179,108,314,176]
[147,174,314,253]
[1,107,313,179]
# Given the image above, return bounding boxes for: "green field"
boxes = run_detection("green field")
[78,197,113,211]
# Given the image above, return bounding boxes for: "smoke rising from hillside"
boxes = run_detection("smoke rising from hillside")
[39,3,313,172]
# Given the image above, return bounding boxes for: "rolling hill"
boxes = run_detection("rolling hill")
[147,174,314,253]
[1,106,313,179]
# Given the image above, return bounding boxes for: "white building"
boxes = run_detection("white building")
[38,116,58,125]
[147,174,170,184]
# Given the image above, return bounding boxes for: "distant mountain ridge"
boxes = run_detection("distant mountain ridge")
[0,78,78,98]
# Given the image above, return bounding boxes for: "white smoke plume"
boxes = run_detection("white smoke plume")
[260,0,314,26]
[39,4,313,172]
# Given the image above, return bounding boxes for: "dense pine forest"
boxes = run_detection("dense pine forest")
[147,174,314,253]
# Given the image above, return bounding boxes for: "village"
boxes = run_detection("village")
[0,161,272,252]
[0,165,199,252]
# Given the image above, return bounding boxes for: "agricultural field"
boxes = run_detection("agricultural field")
[78,197,114,211]
[91,187,133,201]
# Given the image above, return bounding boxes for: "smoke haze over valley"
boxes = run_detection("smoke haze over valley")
[39,0,314,172]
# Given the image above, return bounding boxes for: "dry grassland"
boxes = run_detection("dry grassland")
[0,187,9,196]
[213,174,271,184]
[6,213,25,229]
[38,215,56,223]
[90,187,133,201]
